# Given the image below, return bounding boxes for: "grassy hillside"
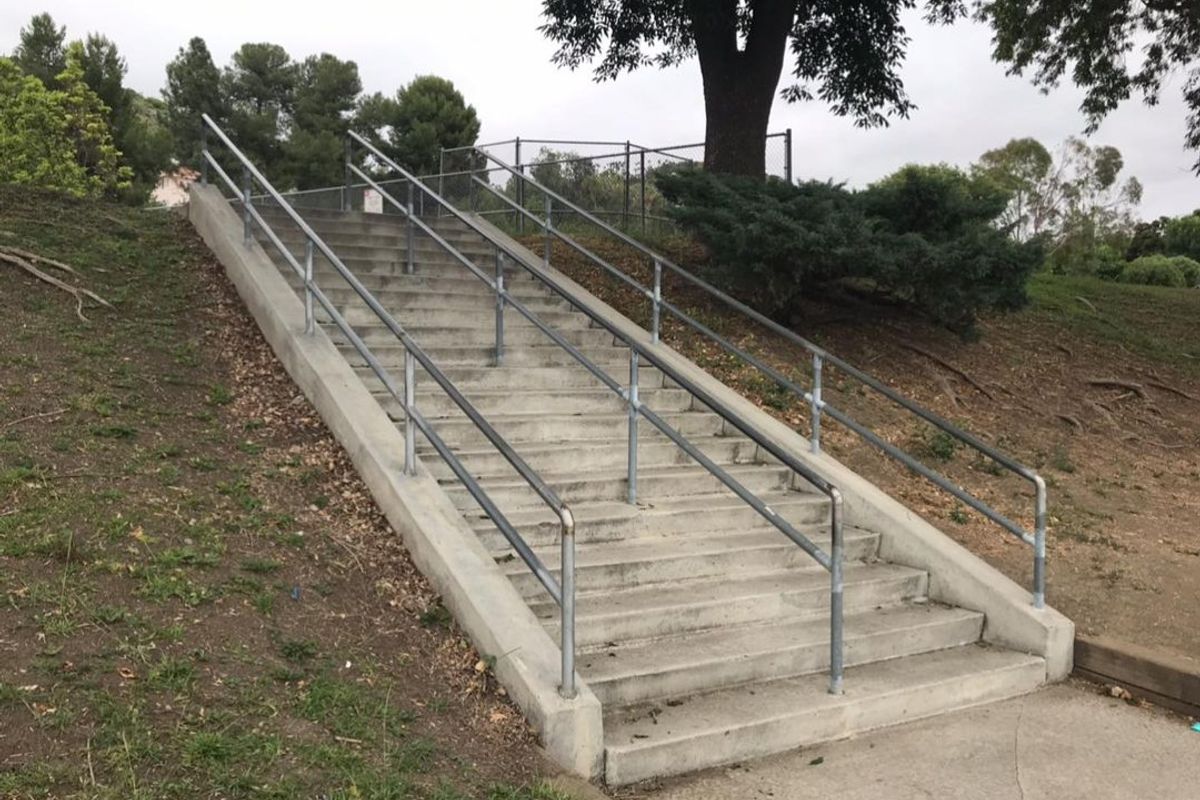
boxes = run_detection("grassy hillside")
[0,187,570,800]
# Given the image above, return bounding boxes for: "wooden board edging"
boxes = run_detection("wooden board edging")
[1074,634,1200,718]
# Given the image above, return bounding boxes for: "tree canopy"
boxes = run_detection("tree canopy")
[12,12,66,87]
[355,75,481,176]
[541,0,1200,177]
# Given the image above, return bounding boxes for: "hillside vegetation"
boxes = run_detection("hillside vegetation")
[0,186,570,800]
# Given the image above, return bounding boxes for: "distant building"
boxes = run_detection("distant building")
[152,167,200,207]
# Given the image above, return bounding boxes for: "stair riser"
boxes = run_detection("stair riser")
[356,365,663,392]
[405,413,723,451]
[313,289,569,316]
[379,388,695,418]
[319,306,587,330]
[588,614,985,706]
[543,572,929,648]
[267,252,538,281]
[471,499,833,551]
[603,657,1044,786]
[332,325,615,349]
[262,228,496,251]
[441,465,789,509]
[507,536,880,600]
[287,272,545,297]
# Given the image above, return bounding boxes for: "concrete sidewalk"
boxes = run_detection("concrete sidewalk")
[627,682,1200,799]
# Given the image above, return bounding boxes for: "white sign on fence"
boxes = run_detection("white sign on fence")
[363,188,383,214]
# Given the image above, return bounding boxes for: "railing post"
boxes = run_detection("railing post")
[559,510,576,699]
[343,137,352,212]
[810,353,823,454]
[403,347,416,476]
[494,250,506,367]
[304,238,315,335]
[1034,476,1047,609]
[405,182,415,275]
[200,125,208,186]
[241,165,252,245]
[623,140,631,228]
[626,349,639,505]
[544,195,553,267]
[829,491,845,695]
[651,259,662,344]
[639,149,647,234]
[785,128,794,184]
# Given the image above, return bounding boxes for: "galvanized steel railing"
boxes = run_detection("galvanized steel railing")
[347,132,848,694]
[464,151,1049,610]
[199,115,579,698]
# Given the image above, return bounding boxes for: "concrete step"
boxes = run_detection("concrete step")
[602,644,1045,785]
[356,364,662,393]
[400,409,724,451]
[468,491,831,550]
[377,386,695,419]
[262,226,495,252]
[341,343,630,369]
[319,286,569,315]
[287,273,553,303]
[441,462,791,509]
[422,434,750,482]
[260,235,497,265]
[316,304,587,330]
[503,526,877,600]
[584,603,985,706]
[534,563,928,647]
[330,323,615,349]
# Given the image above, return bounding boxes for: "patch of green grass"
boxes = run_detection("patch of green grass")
[419,602,453,629]
[279,639,318,663]
[92,424,138,440]
[240,556,281,575]
[206,384,234,406]
[149,655,195,693]
[910,426,959,463]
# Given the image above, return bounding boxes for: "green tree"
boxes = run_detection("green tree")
[222,43,296,175]
[356,75,480,176]
[1044,138,1142,273]
[1164,214,1200,263]
[0,55,130,197]
[972,138,1056,241]
[284,54,362,189]
[163,37,226,167]
[979,0,1200,173]
[76,33,128,121]
[12,12,66,87]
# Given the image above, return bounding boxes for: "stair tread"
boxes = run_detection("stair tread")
[439,461,789,490]
[532,561,923,618]
[603,644,1043,749]
[582,603,981,682]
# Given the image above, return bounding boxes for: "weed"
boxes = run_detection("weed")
[949,505,969,525]
[206,384,234,406]
[1049,446,1076,474]
[280,639,318,663]
[240,557,281,575]
[149,656,195,693]
[419,602,453,629]
[92,424,137,440]
[910,427,959,463]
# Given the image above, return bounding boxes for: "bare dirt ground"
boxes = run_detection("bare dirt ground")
[539,234,1200,667]
[0,187,564,799]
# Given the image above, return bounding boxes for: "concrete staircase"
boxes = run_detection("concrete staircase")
[254,206,1046,786]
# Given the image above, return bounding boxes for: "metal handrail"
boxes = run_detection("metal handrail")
[199,115,579,698]
[473,150,1049,609]
[348,131,847,694]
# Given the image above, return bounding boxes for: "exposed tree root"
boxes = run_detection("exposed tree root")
[898,342,996,400]
[0,247,111,322]
[1057,414,1084,432]
[1086,378,1148,400]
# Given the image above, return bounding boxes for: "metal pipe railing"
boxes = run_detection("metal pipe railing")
[348,131,847,694]
[201,115,579,698]
[474,149,1049,610]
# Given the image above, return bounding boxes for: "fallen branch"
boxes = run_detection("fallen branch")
[1147,380,1200,403]
[1086,378,1148,400]
[1055,343,1074,358]
[0,245,80,276]
[2,409,66,430]
[1056,414,1084,432]
[0,251,111,322]
[1120,433,1188,451]
[928,367,964,409]
[897,342,995,401]
[1074,295,1098,313]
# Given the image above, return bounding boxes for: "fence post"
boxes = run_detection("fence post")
[405,182,415,275]
[810,353,823,454]
[627,349,639,504]
[241,165,252,245]
[304,238,315,335]
[515,137,524,235]
[559,511,576,699]
[829,493,844,695]
[1034,476,1047,609]
[784,128,794,183]
[343,137,352,212]
[544,196,553,267]
[640,150,647,234]
[624,141,632,228]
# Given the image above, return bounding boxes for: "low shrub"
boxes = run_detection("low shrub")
[1119,255,1189,287]
[656,166,1042,335]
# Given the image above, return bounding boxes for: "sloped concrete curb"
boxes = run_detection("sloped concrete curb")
[471,214,1074,682]
[188,185,603,778]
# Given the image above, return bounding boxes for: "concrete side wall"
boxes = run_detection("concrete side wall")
[188,185,604,778]
[473,216,1074,682]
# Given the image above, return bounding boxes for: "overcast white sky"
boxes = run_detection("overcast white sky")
[3,0,1196,218]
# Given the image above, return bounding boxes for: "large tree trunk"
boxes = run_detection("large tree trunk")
[688,0,794,177]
